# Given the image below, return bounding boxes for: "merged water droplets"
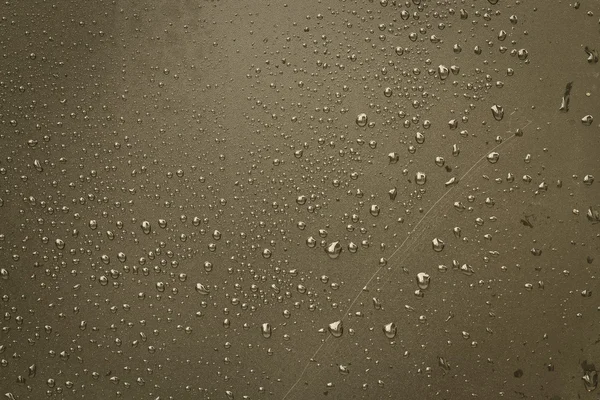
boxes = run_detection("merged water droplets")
[195,283,210,295]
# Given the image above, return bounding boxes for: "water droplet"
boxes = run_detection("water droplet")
[582,369,598,391]
[388,187,397,200]
[195,283,210,295]
[141,220,152,234]
[415,172,427,185]
[328,320,343,338]
[432,238,445,252]
[438,65,449,80]
[487,152,500,164]
[491,105,504,121]
[261,323,272,338]
[416,272,431,290]
[326,241,342,259]
[518,48,529,60]
[388,152,399,164]
[370,204,380,216]
[356,113,368,127]
[383,322,397,339]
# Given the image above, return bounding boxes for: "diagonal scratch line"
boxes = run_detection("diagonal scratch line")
[282,118,533,400]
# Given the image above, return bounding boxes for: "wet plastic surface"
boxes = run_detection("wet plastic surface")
[0,0,599,399]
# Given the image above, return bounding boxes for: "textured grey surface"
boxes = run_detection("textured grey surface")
[0,0,599,399]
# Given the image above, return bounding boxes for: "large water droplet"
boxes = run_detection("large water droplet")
[383,322,397,339]
[487,152,500,164]
[326,241,342,259]
[438,65,449,80]
[415,172,427,185]
[432,238,445,252]
[195,283,210,295]
[328,320,343,338]
[356,113,368,127]
[416,272,431,290]
[370,204,380,216]
[141,220,152,234]
[491,105,504,121]
[261,323,272,338]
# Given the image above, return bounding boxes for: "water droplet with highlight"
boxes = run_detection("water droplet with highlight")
[261,323,272,338]
[328,320,343,338]
[356,113,368,127]
[326,241,342,259]
[491,105,504,121]
[432,238,445,252]
[416,272,431,290]
[383,322,397,339]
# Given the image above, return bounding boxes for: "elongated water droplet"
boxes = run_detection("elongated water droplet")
[370,204,380,216]
[195,283,210,295]
[141,221,152,234]
[261,323,272,338]
[438,65,449,80]
[491,104,504,121]
[432,238,445,252]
